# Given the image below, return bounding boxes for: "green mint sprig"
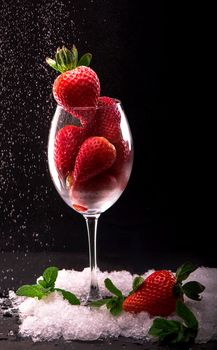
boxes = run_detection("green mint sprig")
[16,266,80,305]
[173,262,205,301]
[91,278,125,316]
[91,275,144,316]
[149,300,198,344]
[131,276,144,293]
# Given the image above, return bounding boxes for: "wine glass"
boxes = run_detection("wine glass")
[48,100,133,302]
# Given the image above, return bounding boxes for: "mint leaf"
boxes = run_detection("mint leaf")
[91,278,124,317]
[173,283,183,298]
[176,300,198,330]
[150,318,181,333]
[37,279,47,288]
[106,296,124,316]
[106,298,117,309]
[176,262,197,283]
[99,278,124,316]
[149,301,199,344]
[91,295,124,317]
[182,281,205,301]
[132,276,144,292]
[43,266,58,288]
[16,266,80,306]
[110,300,123,316]
[149,318,197,344]
[104,278,123,297]
[149,318,184,343]
[77,53,92,67]
[55,288,80,305]
[16,285,46,299]
[90,298,111,307]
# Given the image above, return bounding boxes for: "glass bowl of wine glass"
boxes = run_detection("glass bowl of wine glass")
[48,99,133,302]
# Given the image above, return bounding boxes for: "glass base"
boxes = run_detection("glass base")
[88,284,102,302]
[81,285,102,305]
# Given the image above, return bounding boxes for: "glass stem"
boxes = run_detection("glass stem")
[84,214,101,301]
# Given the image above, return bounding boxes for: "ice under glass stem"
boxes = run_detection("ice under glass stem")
[84,214,101,301]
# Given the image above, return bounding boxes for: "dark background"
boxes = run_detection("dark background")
[0,0,215,288]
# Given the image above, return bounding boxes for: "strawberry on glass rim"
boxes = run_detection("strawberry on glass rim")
[46,45,100,114]
[47,45,133,303]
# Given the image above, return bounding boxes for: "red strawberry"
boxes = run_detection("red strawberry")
[98,96,116,107]
[53,66,100,113]
[123,270,177,316]
[73,136,116,182]
[111,139,133,190]
[95,96,121,144]
[115,139,131,164]
[111,139,132,177]
[91,263,205,323]
[70,172,118,211]
[72,204,88,213]
[47,46,100,114]
[54,125,85,177]
[76,107,97,133]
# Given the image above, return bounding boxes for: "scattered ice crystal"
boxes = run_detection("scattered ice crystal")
[0,0,79,252]
[10,267,217,343]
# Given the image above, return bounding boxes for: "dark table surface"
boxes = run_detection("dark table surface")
[0,251,216,350]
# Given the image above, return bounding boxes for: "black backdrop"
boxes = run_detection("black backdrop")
[0,0,215,267]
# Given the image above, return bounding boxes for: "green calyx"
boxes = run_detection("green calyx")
[46,45,92,73]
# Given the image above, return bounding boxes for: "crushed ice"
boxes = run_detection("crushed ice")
[9,267,217,343]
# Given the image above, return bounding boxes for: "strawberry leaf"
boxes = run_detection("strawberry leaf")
[176,262,197,283]
[54,288,80,305]
[182,281,205,301]
[78,53,92,67]
[132,276,144,292]
[46,58,59,72]
[47,46,92,72]
[63,46,75,70]
[55,48,66,72]
[16,285,46,299]
[104,278,123,297]
[71,45,78,68]
[176,300,198,330]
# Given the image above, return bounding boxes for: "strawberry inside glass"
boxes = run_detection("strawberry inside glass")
[47,46,133,302]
